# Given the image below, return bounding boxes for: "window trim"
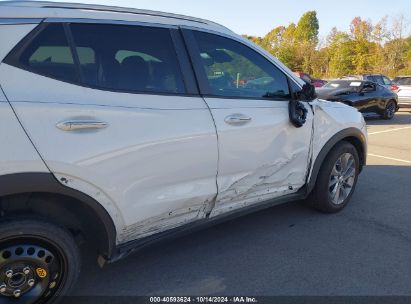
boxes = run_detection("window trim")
[64,23,84,83]
[45,18,179,29]
[181,28,293,102]
[170,29,199,95]
[3,21,200,98]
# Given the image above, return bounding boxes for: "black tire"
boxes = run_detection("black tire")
[307,141,360,213]
[0,219,80,303]
[381,100,397,120]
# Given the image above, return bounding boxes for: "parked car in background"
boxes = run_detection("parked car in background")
[317,80,399,119]
[294,72,327,88]
[392,76,411,108]
[341,74,395,91]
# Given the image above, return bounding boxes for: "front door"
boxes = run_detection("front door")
[185,30,313,217]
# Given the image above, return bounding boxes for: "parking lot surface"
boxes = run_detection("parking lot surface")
[73,111,411,296]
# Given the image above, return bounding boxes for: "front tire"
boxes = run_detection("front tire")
[307,141,360,213]
[0,219,80,303]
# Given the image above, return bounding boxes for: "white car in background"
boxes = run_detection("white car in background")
[393,76,411,108]
[0,1,367,302]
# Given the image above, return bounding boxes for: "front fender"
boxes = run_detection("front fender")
[307,128,367,194]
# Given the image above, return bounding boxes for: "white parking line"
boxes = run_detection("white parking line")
[368,153,411,164]
[368,126,411,135]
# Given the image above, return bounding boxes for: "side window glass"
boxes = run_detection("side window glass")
[69,23,186,94]
[17,24,77,82]
[192,31,290,99]
[374,76,384,85]
[382,76,392,85]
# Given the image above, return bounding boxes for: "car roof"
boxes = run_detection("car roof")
[0,1,306,89]
[0,1,233,35]
[340,75,362,80]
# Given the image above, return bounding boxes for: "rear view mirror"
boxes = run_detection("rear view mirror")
[208,49,233,63]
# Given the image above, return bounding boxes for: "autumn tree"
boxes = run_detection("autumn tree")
[245,11,411,78]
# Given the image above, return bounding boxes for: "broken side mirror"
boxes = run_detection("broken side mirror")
[288,82,314,128]
[296,83,317,101]
[289,100,308,128]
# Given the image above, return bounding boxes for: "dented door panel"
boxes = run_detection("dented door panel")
[205,98,314,217]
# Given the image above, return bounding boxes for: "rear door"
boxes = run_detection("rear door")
[0,22,219,242]
[183,29,313,217]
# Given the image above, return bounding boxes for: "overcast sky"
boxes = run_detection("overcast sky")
[4,0,411,38]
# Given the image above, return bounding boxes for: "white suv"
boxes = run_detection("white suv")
[0,1,367,302]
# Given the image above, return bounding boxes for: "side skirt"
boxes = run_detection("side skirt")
[104,187,307,265]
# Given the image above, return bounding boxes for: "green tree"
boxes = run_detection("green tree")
[295,11,320,44]
[328,32,355,77]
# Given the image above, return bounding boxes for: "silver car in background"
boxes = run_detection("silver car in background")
[393,76,411,108]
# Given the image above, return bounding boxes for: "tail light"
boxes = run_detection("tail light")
[391,84,399,92]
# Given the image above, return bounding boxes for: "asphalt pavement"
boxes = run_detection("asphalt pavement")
[72,110,411,297]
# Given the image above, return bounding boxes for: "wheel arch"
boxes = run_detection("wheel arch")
[307,128,367,194]
[389,98,399,111]
[0,173,117,260]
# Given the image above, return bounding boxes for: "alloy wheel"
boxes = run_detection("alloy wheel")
[328,153,356,205]
[385,101,396,119]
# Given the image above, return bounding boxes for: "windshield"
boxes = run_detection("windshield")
[324,80,363,91]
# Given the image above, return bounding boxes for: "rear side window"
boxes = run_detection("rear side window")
[371,76,384,85]
[382,76,392,85]
[69,23,186,94]
[5,23,186,95]
[15,23,77,82]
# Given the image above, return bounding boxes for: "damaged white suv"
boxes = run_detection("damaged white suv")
[0,1,368,302]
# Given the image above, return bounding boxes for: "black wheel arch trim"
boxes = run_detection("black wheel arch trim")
[307,127,367,194]
[0,172,117,259]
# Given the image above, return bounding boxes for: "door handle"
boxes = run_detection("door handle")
[56,120,108,131]
[224,114,252,126]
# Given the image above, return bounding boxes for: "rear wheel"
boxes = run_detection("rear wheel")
[307,141,360,213]
[0,219,80,303]
[381,100,397,120]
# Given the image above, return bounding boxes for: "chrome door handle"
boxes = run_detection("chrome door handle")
[224,114,252,126]
[56,120,108,131]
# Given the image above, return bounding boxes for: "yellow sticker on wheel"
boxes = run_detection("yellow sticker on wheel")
[36,268,47,278]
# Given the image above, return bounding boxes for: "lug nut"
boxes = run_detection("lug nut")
[5,270,13,278]
[28,279,35,287]
[23,267,30,275]
[0,284,6,293]
[13,289,21,298]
